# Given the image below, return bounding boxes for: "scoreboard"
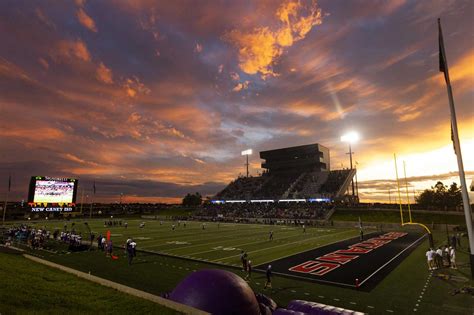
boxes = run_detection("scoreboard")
[28,176,78,212]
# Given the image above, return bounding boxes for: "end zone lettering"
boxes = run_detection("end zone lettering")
[288,232,408,276]
[317,253,359,264]
[289,260,340,276]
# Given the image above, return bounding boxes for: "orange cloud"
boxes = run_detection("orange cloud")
[75,0,86,7]
[285,100,348,121]
[53,39,91,62]
[0,57,35,82]
[0,126,65,141]
[64,153,99,166]
[77,8,98,32]
[224,0,322,78]
[35,8,56,29]
[127,112,141,123]
[372,42,423,72]
[38,57,49,70]
[397,111,421,122]
[449,52,474,83]
[123,76,150,97]
[389,51,474,122]
[426,51,474,92]
[232,81,249,92]
[96,62,113,84]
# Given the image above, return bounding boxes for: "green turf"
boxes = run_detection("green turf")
[332,209,467,225]
[0,250,179,314]
[13,219,473,314]
[26,219,361,267]
[155,207,196,217]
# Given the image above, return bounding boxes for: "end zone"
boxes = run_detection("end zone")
[255,231,426,291]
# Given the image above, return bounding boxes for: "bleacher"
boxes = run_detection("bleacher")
[214,169,355,201]
[287,171,330,199]
[251,173,300,199]
[215,177,266,199]
[319,169,353,196]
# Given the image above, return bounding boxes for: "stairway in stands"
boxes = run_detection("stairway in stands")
[281,172,306,199]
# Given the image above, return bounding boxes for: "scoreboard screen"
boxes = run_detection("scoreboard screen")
[28,176,78,212]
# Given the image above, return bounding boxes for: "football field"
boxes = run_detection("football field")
[12,218,473,314]
[31,219,362,268]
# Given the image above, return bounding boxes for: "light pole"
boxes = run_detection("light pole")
[241,149,253,178]
[341,132,360,197]
[355,161,359,197]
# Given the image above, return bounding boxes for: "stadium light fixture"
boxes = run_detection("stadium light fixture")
[340,131,360,144]
[241,149,253,177]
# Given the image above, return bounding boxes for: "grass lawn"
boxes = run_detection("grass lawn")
[332,209,467,225]
[0,249,179,314]
[11,219,473,314]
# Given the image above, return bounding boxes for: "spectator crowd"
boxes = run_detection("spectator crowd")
[195,202,334,223]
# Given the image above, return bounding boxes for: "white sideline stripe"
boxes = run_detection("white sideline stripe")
[269,270,356,288]
[214,229,359,262]
[23,254,209,315]
[358,234,426,287]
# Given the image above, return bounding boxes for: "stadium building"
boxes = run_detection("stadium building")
[215,143,357,202]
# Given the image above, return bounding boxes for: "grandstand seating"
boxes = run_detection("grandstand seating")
[215,177,266,200]
[319,169,352,196]
[214,169,355,200]
[197,201,333,221]
[252,173,300,199]
[288,171,329,199]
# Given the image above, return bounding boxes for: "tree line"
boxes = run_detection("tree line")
[415,181,462,210]
[182,192,202,206]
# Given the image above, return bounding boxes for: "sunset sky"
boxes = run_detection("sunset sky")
[0,0,473,204]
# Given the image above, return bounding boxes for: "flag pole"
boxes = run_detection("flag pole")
[89,181,95,219]
[2,191,8,227]
[89,194,94,219]
[439,18,474,278]
[2,175,11,227]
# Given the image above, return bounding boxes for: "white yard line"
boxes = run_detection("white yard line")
[269,270,356,288]
[185,231,309,257]
[153,226,299,252]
